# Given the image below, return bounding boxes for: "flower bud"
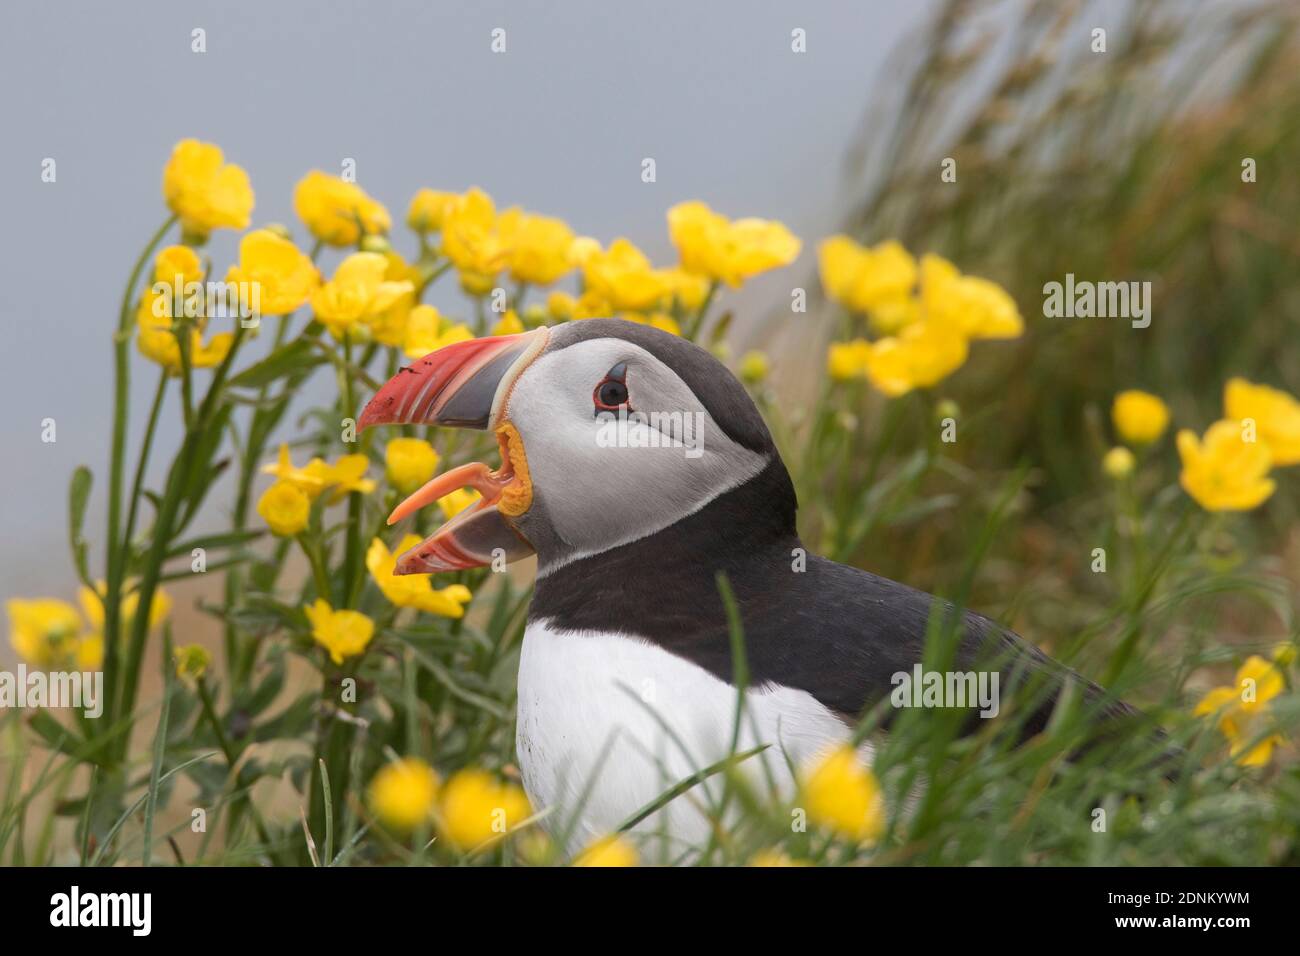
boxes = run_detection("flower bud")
[1102,446,1135,480]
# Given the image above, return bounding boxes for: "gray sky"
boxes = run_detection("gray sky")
[0,0,927,610]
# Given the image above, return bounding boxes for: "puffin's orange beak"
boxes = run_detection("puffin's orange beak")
[359,329,547,574]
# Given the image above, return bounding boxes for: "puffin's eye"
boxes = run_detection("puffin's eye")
[594,379,629,410]
[593,362,630,411]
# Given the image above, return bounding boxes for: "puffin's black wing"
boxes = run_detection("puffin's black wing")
[747,553,1141,738]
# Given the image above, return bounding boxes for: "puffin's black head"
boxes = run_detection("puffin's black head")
[359,318,796,574]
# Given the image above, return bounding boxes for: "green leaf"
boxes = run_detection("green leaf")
[242,659,286,717]
[27,711,85,758]
[141,680,172,865]
[229,338,325,389]
[89,751,218,866]
[252,692,317,743]
[167,529,264,560]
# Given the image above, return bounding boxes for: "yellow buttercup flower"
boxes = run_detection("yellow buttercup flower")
[7,598,89,670]
[75,635,104,671]
[667,201,801,288]
[403,305,474,359]
[135,302,234,375]
[1224,377,1300,466]
[1195,656,1286,767]
[406,188,459,232]
[77,580,171,634]
[1102,446,1135,480]
[492,309,525,336]
[866,295,922,336]
[1112,390,1170,446]
[663,266,711,312]
[304,599,375,665]
[567,236,602,267]
[826,339,872,382]
[293,170,390,246]
[385,438,439,495]
[311,252,414,341]
[225,229,318,317]
[441,188,512,291]
[738,350,770,385]
[438,768,533,851]
[366,536,473,618]
[500,209,575,286]
[154,245,204,287]
[1176,420,1275,512]
[162,139,254,237]
[863,320,968,397]
[438,488,481,520]
[323,455,377,503]
[570,291,614,320]
[260,444,332,499]
[818,236,917,315]
[137,274,234,368]
[799,745,886,843]
[257,480,310,536]
[174,644,212,682]
[370,758,441,832]
[546,291,576,321]
[364,250,421,347]
[257,447,373,505]
[919,254,1023,340]
[573,834,639,867]
[582,238,672,311]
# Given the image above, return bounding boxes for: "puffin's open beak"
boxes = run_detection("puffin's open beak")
[358,328,548,574]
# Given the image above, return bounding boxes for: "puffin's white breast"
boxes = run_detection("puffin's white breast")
[516,619,860,856]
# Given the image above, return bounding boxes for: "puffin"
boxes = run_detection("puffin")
[358,318,1158,851]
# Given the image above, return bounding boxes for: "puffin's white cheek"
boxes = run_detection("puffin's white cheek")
[533,435,735,553]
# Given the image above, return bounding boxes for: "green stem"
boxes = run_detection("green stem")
[685,281,719,342]
[226,313,294,683]
[116,324,247,758]
[177,318,195,430]
[340,334,363,607]
[300,534,333,600]
[104,214,177,736]
[122,371,169,563]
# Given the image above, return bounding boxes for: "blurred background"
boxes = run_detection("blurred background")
[2,0,1297,665]
[0,0,923,619]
